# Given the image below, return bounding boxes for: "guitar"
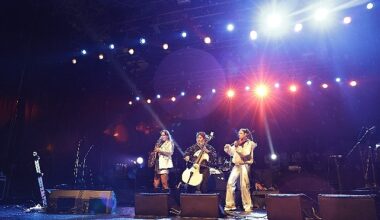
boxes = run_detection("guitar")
[33,152,47,208]
[148,139,163,168]
[181,132,214,186]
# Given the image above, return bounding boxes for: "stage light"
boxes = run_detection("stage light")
[156,94,161,99]
[226,23,235,32]
[335,77,341,82]
[322,83,328,89]
[135,96,140,101]
[306,80,312,86]
[255,84,269,98]
[212,89,216,93]
[349,80,357,87]
[226,89,235,98]
[171,97,176,102]
[139,38,146,44]
[113,133,119,137]
[367,2,374,10]
[245,86,251,91]
[250,30,258,40]
[196,94,202,100]
[128,101,133,105]
[294,23,303,32]
[181,31,187,38]
[162,43,169,50]
[128,48,134,55]
[314,8,329,21]
[72,58,77,64]
[271,153,278,160]
[274,83,280,88]
[266,13,283,29]
[98,54,104,60]
[147,99,152,104]
[343,16,352,24]
[109,44,115,49]
[180,91,185,96]
[204,37,211,44]
[289,84,297,92]
[81,49,87,55]
[136,157,144,165]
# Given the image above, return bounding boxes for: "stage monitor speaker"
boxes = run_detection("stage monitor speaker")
[47,190,116,214]
[135,193,170,217]
[318,194,378,220]
[180,193,222,218]
[266,193,312,220]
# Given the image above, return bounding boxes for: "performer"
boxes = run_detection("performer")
[224,128,257,212]
[153,130,174,191]
[183,132,217,193]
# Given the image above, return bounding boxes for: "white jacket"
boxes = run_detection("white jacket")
[225,140,257,165]
[158,141,174,169]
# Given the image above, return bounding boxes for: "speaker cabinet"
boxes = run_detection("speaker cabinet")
[135,193,169,217]
[47,190,116,214]
[318,194,378,220]
[266,193,312,220]
[180,193,222,218]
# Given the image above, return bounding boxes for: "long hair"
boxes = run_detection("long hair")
[160,129,172,142]
[240,128,253,140]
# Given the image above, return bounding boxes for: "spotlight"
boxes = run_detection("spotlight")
[156,94,161,99]
[98,54,104,60]
[343,16,352,24]
[322,83,328,89]
[289,84,297,92]
[128,101,133,105]
[245,86,251,91]
[226,23,235,32]
[255,84,269,98]
[136,157,144,165]
[81,49,87,55]
[128,48,134,55]
[162,43,169,50]
[109,44,115,50]
[196,94,202,100]
[294,23,303,32]
[147,99,152,104]
[113,133,119,137]
[180,91,185,96]
[349,80,357,87]
[181,31,187,38]
[139,38,146,44]
[226,89,235,98]
[306,80,312,86]
[314,8,329,21]
[204,37,211,44]
[250,30,258,40]
[171,97,176,102]
[274,83,280,88]
[367,2,374,10]
[135,96,140,101]
[335,77,341,82]
[271,153,278,160]
[72,58,77,64]
[212,89,216,93]
[266,13,283,29]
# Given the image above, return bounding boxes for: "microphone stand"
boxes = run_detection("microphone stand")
[81,145,94,189]
[346,127,372,158]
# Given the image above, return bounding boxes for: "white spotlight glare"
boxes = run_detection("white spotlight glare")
[81,49,87,55]
[335,77,341,82]
[147,99,152,104]
[343,16,352,24]
[367,2,374,10]
[226,23,235,32]
[306,80,312,86]
[250,30,258,40]
[322,83,328,89]
[180,91,185,96]
[294,23,303,32]
[196,94,202,100]
[156,94,161,99]
[212,89,216,93]
[109,44,115,50]
[139,38,146,44]
[128,48,134,55]
[274,83,280,88]
[162,43,169,50]
[136,157,144,165]
[350,80,357,87]
[98,54,104,60]
[314,8,329,21]
[204,37,211,44]
[72,58,77,64]
[271,153,278,160]
[135,96,140,101]
[171,97,176,102]
[181,31,187,38]
[128,101,133,105]
[266,14,283,28]
[245,86,251,91]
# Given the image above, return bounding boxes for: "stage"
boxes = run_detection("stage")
[0,205,268,219]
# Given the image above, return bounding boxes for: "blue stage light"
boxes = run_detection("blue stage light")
[226,23,235,32]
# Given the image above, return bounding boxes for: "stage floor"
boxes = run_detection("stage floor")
[0,205,268,219]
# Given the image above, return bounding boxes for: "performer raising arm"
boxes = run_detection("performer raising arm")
[153,130,174,192]
[224,128,257,212]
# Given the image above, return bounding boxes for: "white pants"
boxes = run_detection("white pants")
[225,164,252,211]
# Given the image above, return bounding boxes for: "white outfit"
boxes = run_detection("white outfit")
[224,140,257,212]
[155,141,174,174]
